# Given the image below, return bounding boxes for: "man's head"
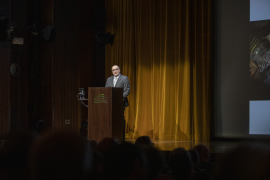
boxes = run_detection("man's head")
[112,65,120,77]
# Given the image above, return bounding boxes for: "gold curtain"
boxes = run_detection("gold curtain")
[105,0,212,141]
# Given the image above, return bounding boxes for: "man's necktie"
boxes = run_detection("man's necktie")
[113,77,117,87]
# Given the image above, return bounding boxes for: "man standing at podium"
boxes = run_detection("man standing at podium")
[105,65,130,140]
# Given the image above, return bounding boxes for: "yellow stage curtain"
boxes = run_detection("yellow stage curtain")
[105,0,212,141]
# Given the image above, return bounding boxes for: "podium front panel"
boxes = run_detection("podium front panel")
[88,87,123,142]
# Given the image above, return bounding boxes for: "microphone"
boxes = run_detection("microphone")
[79,88,85,96]
[77,88,88,108]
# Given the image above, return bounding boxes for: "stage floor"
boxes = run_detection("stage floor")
[126,139,240,153]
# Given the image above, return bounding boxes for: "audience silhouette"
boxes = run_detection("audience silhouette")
[101,142,147,180]
[1,131,270,180]
[169,148,192,180]
[29,130,92,180]
[193,144,216,175]
[0,130,35,179]
[135,136,153,147]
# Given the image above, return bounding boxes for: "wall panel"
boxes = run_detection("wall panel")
[0,0,102,136]
[0,48,11,138]
[52,0,80,130]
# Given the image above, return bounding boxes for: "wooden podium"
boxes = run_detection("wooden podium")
[88,87,124,142]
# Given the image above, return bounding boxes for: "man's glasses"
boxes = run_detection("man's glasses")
[112,69,119,72]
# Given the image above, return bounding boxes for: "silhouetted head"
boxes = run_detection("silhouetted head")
[188,149,200,168]
[142,146,165,179]
[102,142,147,180]
[135,136,153,147]
[193,144,210,162]
[98,137,118,153]
[89,140,98,153]
[0,130,36,179]
[169,148,192,180]
[29,130,92,180]
[216,143,270,180]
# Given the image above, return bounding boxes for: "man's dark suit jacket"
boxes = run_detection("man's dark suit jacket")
[105,73,130,107]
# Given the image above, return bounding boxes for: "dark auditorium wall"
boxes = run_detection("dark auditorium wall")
[0,0,33,138]
[0,0,105,138]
